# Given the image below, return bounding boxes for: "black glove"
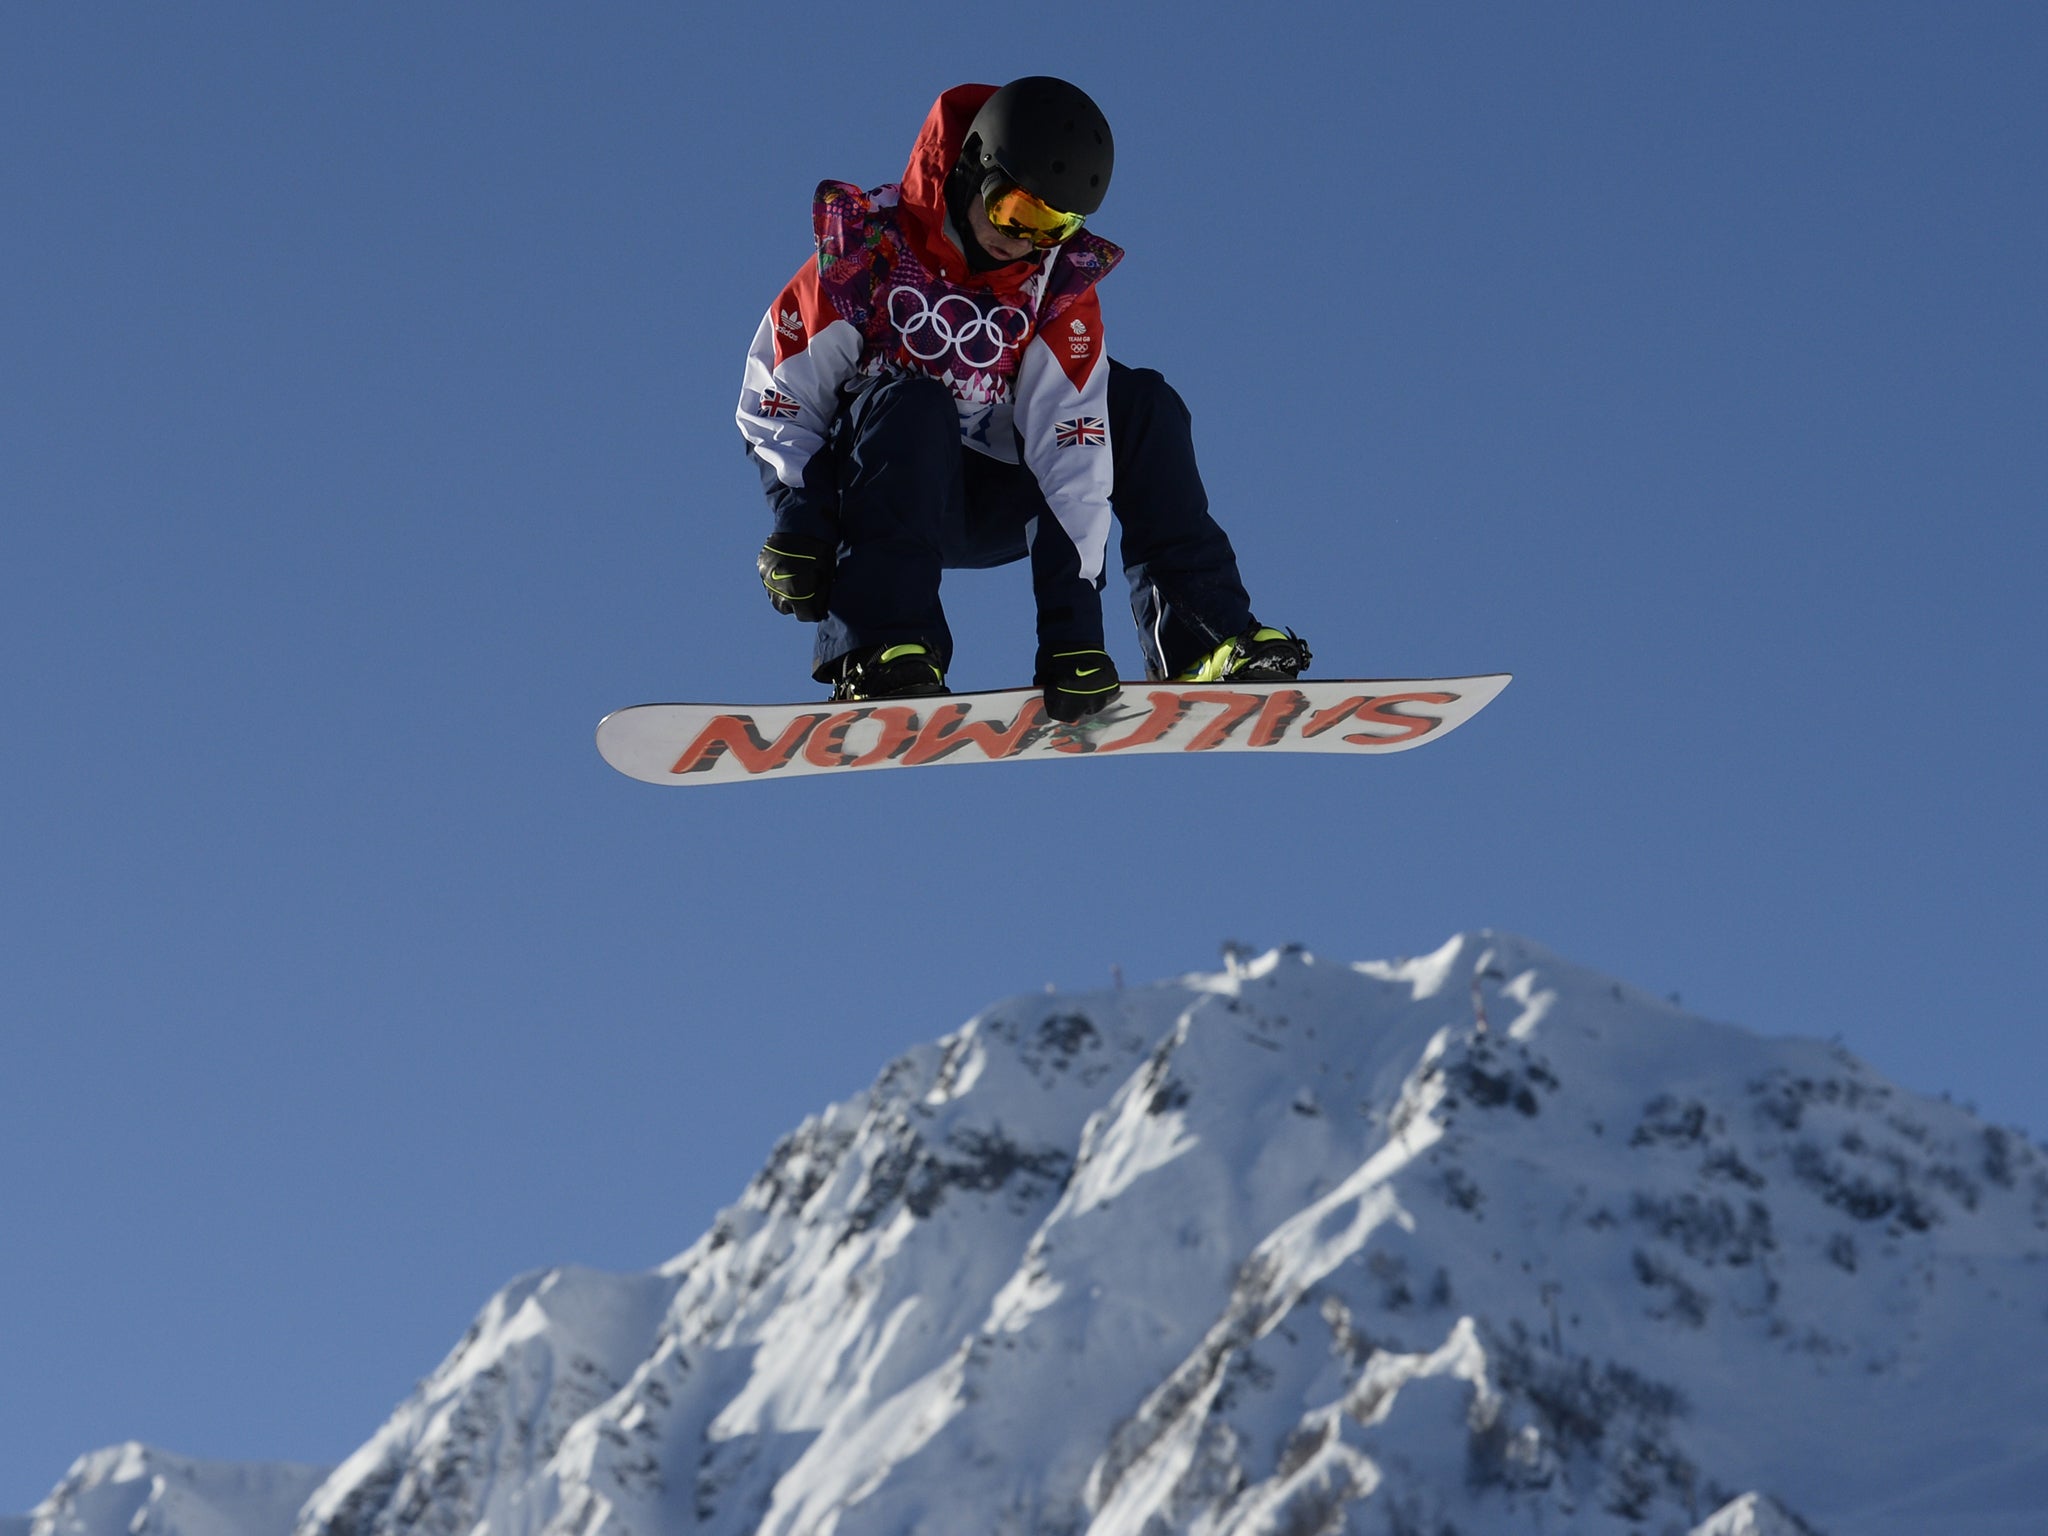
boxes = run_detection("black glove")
[756,533,836,622]
[1038,646,1121,723]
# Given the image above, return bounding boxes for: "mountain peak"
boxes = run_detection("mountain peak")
[21,937,2048,1536]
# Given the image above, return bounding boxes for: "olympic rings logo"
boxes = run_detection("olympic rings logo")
[887,286,1031,370]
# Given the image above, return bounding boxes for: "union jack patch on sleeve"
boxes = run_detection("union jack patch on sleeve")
[757,389,802,420]
[1054,416,1106,448]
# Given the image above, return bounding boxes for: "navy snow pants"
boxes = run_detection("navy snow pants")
[812,361,1255,682]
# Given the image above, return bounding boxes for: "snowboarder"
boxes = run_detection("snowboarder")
[738,77,1309,722]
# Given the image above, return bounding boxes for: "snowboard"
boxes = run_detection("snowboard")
[596,674,1510,786]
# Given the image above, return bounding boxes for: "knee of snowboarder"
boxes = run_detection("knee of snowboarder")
[1110,363,1190,431]
[868,373,961,442]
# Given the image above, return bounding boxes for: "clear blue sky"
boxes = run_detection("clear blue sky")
[4,1,2043,1512]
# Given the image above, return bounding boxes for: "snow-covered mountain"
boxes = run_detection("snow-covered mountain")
[17,1446,327,1536]
[17,935,2048,1535]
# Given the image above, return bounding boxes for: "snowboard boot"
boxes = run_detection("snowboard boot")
[830,642,949,702]
[1173,625,1312,683]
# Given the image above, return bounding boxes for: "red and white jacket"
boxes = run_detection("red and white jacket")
[737,85,1124,583]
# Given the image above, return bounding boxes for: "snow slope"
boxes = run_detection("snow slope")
[17,935,2048,1535]
[19,1445,327,1536]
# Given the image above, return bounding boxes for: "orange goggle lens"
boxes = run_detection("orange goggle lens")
[982,183,1086,247]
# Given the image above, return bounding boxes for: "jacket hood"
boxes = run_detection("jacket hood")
[898,83,998,236]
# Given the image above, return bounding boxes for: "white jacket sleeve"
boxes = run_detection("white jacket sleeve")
[736,260,865,539]
[1012,287,1114,584]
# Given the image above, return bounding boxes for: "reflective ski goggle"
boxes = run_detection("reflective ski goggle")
[982,181,1086,247]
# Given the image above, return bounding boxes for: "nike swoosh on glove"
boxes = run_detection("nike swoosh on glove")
[1037,646,1121,723]
[757,533,836,622]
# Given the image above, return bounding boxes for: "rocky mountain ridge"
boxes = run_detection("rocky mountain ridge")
[16,935,2048,1535]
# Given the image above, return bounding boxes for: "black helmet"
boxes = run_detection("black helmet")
[963,76,1113,216]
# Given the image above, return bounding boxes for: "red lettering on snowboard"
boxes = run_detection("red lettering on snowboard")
[670,713,828,775]
[1303,693,1457,745]
[1249,689,1312,747]
[902,698,1052,765]
[1346,692,1456,743]
[1302,697,1368,737]
[1050,690,1189,753]
[804,707,922,769]
[1180,690,1266,752]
